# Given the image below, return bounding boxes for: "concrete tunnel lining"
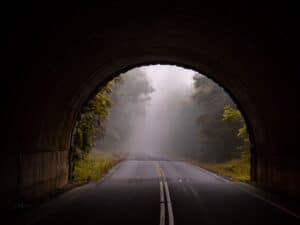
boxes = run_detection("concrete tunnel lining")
[2,4,300,208]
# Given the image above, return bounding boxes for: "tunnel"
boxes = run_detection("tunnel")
[2,3,300,209]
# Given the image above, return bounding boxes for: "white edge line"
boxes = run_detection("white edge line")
[237,186,300,219]
[195,162,299,219]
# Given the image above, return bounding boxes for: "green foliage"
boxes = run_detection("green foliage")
[223,105,243,124]
[191,75,242,163]
[73,77,122,163]
[195,111,241,162]
[199,157,250,182]
[73,152,122,182]
[223,106,250,159]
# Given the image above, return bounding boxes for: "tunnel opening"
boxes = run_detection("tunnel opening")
[3,4,300,223]
[70,64,254,184]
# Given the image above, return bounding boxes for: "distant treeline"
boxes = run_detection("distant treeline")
[72,70,250,168]
[191,74,250,162]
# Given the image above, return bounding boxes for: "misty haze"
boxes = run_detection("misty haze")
[69,64,254,225]
[93,65,243,163]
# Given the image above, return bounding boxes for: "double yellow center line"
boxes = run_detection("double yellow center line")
[153,161,174,225]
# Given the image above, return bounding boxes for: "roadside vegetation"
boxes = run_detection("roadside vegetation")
[71,76,123,182]
[73,151,123,183]
[197,105,251,182]
[198,157,250,182]
[175,75,251,182]
[71,71,154,183]
[71,68,251,183]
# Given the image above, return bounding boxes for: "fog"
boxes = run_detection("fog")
[96,65,237,162]
[129,65,200,157]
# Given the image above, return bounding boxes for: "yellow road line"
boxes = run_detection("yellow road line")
[153,161,175,225]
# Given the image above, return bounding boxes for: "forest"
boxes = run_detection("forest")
[72,66,250,182]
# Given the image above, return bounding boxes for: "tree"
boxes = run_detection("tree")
[95,69,154,152]
[192,74,241,162]
[73,77,121,161]
[223,106,250,159]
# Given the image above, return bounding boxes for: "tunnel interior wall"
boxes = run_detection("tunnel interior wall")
[2,3,300,208]
[19,151,69,201]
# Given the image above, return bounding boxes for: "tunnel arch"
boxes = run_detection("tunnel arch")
[71,61,257,180]
[3,4,299,208]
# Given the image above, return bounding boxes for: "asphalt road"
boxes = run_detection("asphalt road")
[13,154,299,225]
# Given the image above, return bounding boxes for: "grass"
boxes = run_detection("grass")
[73,151,123,183]
[198,157,251,182]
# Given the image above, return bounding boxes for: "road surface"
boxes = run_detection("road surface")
[12,154,299,225]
